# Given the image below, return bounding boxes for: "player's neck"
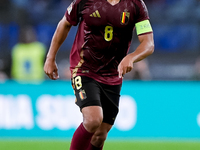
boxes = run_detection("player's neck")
[107,0,121,6]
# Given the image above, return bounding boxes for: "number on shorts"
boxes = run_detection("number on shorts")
[104,26,113,41]
[74,76,82,90]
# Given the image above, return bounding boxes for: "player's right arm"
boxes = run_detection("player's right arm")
[44,16,72,80]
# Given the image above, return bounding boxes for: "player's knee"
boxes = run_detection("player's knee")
[83,117,102,133]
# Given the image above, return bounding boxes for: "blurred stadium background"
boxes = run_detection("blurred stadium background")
[0,0,200,150]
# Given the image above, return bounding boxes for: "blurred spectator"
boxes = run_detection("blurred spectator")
[124,59,152,80]
[10,0,31,25]
[192,56,200,80]
[0,59,8,82]
[11,26,46,82]
[58,59,71,80]
[0,71,8,82]
[0,0,13,24]
[29,0,49,24]
[132,59,152,80]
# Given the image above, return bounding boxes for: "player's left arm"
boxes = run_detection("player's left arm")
[118,31,154,78]
[130,32,154,63]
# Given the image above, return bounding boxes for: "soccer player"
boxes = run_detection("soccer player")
[44,0,154,149]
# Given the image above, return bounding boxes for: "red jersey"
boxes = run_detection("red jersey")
[65,0,150,85]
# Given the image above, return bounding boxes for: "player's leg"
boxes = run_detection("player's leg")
[70,106,103,150]
[70,76,103,150]
[87,83,122,150]
[82,106,103,133]
[87,122,112,150]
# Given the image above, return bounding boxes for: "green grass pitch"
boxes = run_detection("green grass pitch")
[0,140,200,150]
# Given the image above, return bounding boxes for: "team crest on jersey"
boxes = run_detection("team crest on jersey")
[121,11,130,25]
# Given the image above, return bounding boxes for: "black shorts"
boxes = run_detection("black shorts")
[71,76,122,125]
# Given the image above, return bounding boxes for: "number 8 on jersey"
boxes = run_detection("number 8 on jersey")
[104,26,113,41]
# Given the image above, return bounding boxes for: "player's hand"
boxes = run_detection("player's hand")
[44,57,59,80]
[118,55,133,78]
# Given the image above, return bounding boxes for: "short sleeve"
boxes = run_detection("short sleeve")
[65,0,82,26]
[135,0,150,23]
